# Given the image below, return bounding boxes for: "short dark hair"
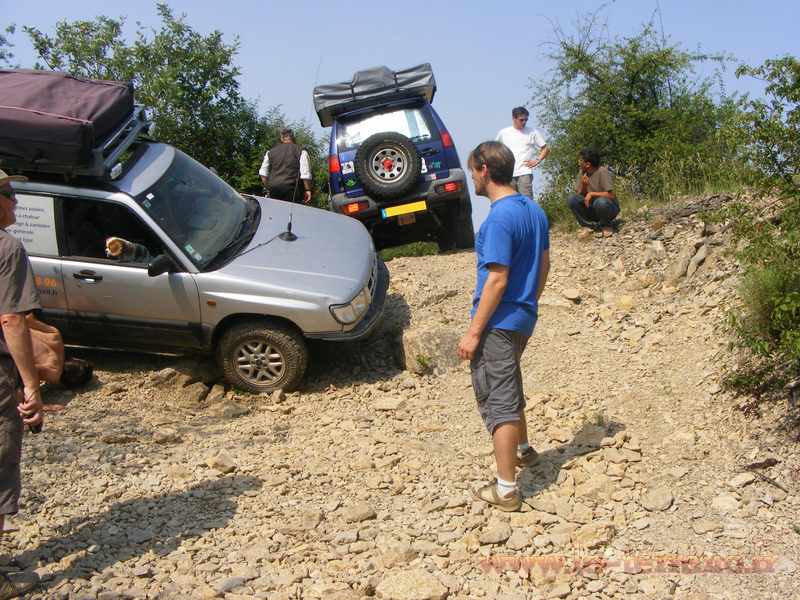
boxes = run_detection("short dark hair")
[512,106,529,119]
[579,148,601,168]
[468,141,515,185]
[280,128,296,142]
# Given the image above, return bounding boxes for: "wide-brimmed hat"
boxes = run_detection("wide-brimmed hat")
[0,169,28,187]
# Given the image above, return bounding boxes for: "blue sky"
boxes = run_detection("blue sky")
[4,0,796,224]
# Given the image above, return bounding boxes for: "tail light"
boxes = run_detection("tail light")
[436,181,461,194]
[329,155,341,173]
[345,201,369,215]
[440,131,453,148]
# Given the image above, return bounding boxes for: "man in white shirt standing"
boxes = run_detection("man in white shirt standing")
[495,107,549,202]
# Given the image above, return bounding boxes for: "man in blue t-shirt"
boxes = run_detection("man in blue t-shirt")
[458,141,550,512]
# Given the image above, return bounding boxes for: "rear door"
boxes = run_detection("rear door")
[336,104,443,199]
[58,195,204,352]
[6,192,69,331]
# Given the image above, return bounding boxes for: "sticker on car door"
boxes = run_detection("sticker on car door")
[7,194,59,256]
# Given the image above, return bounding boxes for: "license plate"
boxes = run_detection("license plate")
[397,213,416,226]
[381,200,427,219]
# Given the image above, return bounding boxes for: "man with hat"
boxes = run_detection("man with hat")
[0,169,43,597]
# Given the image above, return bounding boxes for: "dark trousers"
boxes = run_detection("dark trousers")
[269,184,303,204]
[567,194,619,229]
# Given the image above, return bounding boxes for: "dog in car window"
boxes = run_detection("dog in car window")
[105,237,152,263]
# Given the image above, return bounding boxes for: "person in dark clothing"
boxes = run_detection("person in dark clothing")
[258,129,312,204]
[566,148,619,238]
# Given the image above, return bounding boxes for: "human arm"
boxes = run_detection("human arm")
[583,167,615,207]
[536,249,550,300]
[300,150,312,204]
[258,152,270,189]
[458,265,508,361]
[523,144,550,169]
[0,314,43,427]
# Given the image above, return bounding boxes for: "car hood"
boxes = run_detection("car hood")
[216,196,376,302]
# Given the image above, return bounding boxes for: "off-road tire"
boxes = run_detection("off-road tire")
[218,321,308,393]
[355,132,421,200]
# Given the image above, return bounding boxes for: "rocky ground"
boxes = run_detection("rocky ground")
[3,196,799,599]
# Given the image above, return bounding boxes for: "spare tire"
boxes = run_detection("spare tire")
[354,132,421,200]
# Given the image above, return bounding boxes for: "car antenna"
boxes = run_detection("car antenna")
[277,53,322,245]
[279,208,297,242]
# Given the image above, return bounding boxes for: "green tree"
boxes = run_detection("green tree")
[531,13,746,219]
[724,56,800,397]
[22,3,325,193]
[0,25,16,67]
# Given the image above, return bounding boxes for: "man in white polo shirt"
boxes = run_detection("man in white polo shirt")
[495,107,549,202]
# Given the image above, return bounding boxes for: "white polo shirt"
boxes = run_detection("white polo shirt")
[496,126,547,177]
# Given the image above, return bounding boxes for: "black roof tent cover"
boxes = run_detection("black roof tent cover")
[313,63,436,128]
[0,69,143,177]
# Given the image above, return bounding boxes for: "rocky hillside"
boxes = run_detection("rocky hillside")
[8,197,799,600]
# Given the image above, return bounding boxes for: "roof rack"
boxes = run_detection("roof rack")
[0,105,150,180]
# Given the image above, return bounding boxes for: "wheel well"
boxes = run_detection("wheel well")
[211,314,303,350]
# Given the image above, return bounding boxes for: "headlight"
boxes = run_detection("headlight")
[330,286,371,325]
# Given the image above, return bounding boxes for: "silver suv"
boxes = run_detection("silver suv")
[10,142,388,392]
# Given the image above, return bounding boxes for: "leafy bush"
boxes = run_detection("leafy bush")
[724,56,800,397]
[530,15,748,223]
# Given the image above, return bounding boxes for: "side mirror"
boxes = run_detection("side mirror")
[147,254,175,277]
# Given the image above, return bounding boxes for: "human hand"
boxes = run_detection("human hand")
[457,331,481,361]
[18,387,44,427]
[523,159,537,168]
[303,190,312,204]
[584,193,594,208]
[581,174,590,186]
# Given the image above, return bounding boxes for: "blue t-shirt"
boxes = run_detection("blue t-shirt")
[471,193,550,336]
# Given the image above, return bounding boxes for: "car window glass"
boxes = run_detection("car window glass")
[7,193,59,257]
[61,198,163,266]
[338,108,432,150]
[134,150,247,269]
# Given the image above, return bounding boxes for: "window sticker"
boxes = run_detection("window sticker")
[185,243,195,253]
[341,161,355,175]
[143,199,152,209]
[146,193,155,200]
[345,178,357,188]
[7,194,59,256]
[421,158,427,174]
[193,252,202,261]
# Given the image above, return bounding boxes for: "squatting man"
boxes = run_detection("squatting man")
[458,142,550,511]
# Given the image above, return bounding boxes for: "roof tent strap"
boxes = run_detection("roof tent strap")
[393,73,399,93]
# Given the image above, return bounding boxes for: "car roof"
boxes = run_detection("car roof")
[13,141,174,200]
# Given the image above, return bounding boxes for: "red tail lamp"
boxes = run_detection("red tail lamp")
[345,201,369,214]
[329,155,341,173]
[440,131,453,148]
[436,181,461,194]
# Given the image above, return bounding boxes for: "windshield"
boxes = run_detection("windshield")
[134,150,248,269]
[337,107,432,150]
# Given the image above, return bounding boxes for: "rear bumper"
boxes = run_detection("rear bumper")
[307,258,390,342]
[330,168,470,224]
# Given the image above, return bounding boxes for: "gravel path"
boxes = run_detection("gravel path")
[5,200,798,599]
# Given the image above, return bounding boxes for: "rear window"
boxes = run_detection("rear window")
[337,108,433,150]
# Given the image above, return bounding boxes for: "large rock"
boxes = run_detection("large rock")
[181,381,209,405]
[342,503,377,523]
[401,323,460,374]
[641,487,674,512]
[375,570,447,600]
[572,522,615,549]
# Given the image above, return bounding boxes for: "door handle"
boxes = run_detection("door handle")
[73,270,103,283]
[421,148,438,157]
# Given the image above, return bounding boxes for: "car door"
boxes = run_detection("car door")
[6,192,69,331]
[58,195,204,352]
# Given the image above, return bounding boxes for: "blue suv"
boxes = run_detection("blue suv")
[314,64,474,251]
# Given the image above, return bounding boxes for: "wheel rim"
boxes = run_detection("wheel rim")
[234,339,286,386]
[370,146,407,181]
